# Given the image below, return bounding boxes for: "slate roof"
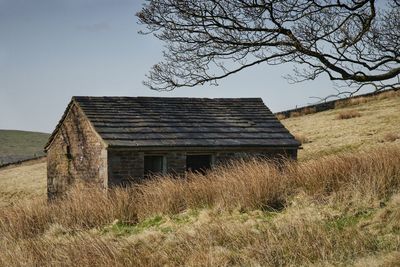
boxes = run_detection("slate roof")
[46,96,300,149]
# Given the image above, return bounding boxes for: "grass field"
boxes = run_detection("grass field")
[0,93,399,266]
[282,91,400,159]
[0,93,399,206]
[0,129,50,165]
[0,158,47,207]
[1,145,400,266]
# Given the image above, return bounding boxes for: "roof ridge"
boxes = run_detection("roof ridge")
[45,96,300,150]
[72,96,263,100]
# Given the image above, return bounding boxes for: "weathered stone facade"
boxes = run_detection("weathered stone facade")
[45,96,300,198]
[46,103,107,198]
[107,150,190,185]
[48,111,297,191]
[106,148,297,186]
[107,150,144,186]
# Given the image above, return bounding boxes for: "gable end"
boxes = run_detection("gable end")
[44,99,107,152]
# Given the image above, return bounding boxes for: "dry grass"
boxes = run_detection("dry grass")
[383,132,400,142]
[0,90,400,265]
[335,90,400,109]
[0,158,46,207]
[1,90,398,207]
[1,145,400,266]
[336,110,362,120]
[335,96,369,108]
[289,107,317,118]
[294,133,311,145]
[276,113,286,120]
[282,92,400,159]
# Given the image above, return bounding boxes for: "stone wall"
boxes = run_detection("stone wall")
[107,148,297,185]
[46,103,298,195]
[46,103,107,198]
[107,150,144,186]
[166,152,187,174]
[107,150,187,186]
[275,88,399,119]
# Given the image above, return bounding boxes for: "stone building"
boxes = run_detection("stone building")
[45,96,300,198]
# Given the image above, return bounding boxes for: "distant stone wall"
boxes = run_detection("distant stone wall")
[0,155,45,168]
[46,104,107,199]
[275,88,399,119]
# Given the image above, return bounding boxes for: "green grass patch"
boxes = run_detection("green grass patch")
[315,143,364,158]
[170,209,200,224]
[103,211,201,236]
[102,215,165,236]
[325,209,374,231]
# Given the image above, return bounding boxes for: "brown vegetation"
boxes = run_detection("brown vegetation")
[276,113,286,120]
[290,107,317,118]
[1,145,400,266]
[282,93,400,160]
[335,96,369,108]
[1,91,399,265]
[335,90,400,109]
[335,110,362,120]
[279,89,400,120]
[383,132,400,142]
[294,134,311,145]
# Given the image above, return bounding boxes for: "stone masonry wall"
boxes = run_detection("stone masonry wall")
[107,151,144,186]
[107,150,187,186]
[47,103,107,198]
[107,148,296,185]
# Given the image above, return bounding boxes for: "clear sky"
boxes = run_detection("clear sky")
[1,0,342,133]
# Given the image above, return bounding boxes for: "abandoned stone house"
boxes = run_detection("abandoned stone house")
[44,96,300,198]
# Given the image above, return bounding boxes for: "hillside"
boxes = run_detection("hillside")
[282,91,400,160]
[0,93,399,266]
[1,145,399,266]
[0,158,47,207]
[0,130,50,165]
[0,92,399,207]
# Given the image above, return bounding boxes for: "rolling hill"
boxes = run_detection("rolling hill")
[0,130,50,166]
[0,92,400,266]
[0,92,399,206]
[282,90,400,160]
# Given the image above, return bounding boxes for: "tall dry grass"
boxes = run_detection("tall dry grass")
[1,145,400,266]
[335,110,362,120]
[335,89,400,109]
[289,106,317,118]
[2,146,400,236]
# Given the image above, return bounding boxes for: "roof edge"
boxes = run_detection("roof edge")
[107,144,300,151]
[71,96,264,101]
[44,98,75,152]
[73,100,109,149]
[44,98,109,152]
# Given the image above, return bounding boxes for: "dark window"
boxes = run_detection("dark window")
[186,155,212,174]
[144,156,165,177]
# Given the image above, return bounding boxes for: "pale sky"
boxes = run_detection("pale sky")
[1,0,348,133]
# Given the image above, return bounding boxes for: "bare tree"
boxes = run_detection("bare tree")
[137,0,400,94]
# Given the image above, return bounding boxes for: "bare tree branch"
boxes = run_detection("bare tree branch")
[137,0,400,92]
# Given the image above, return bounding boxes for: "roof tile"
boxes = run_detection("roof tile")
[49,96,300,149]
